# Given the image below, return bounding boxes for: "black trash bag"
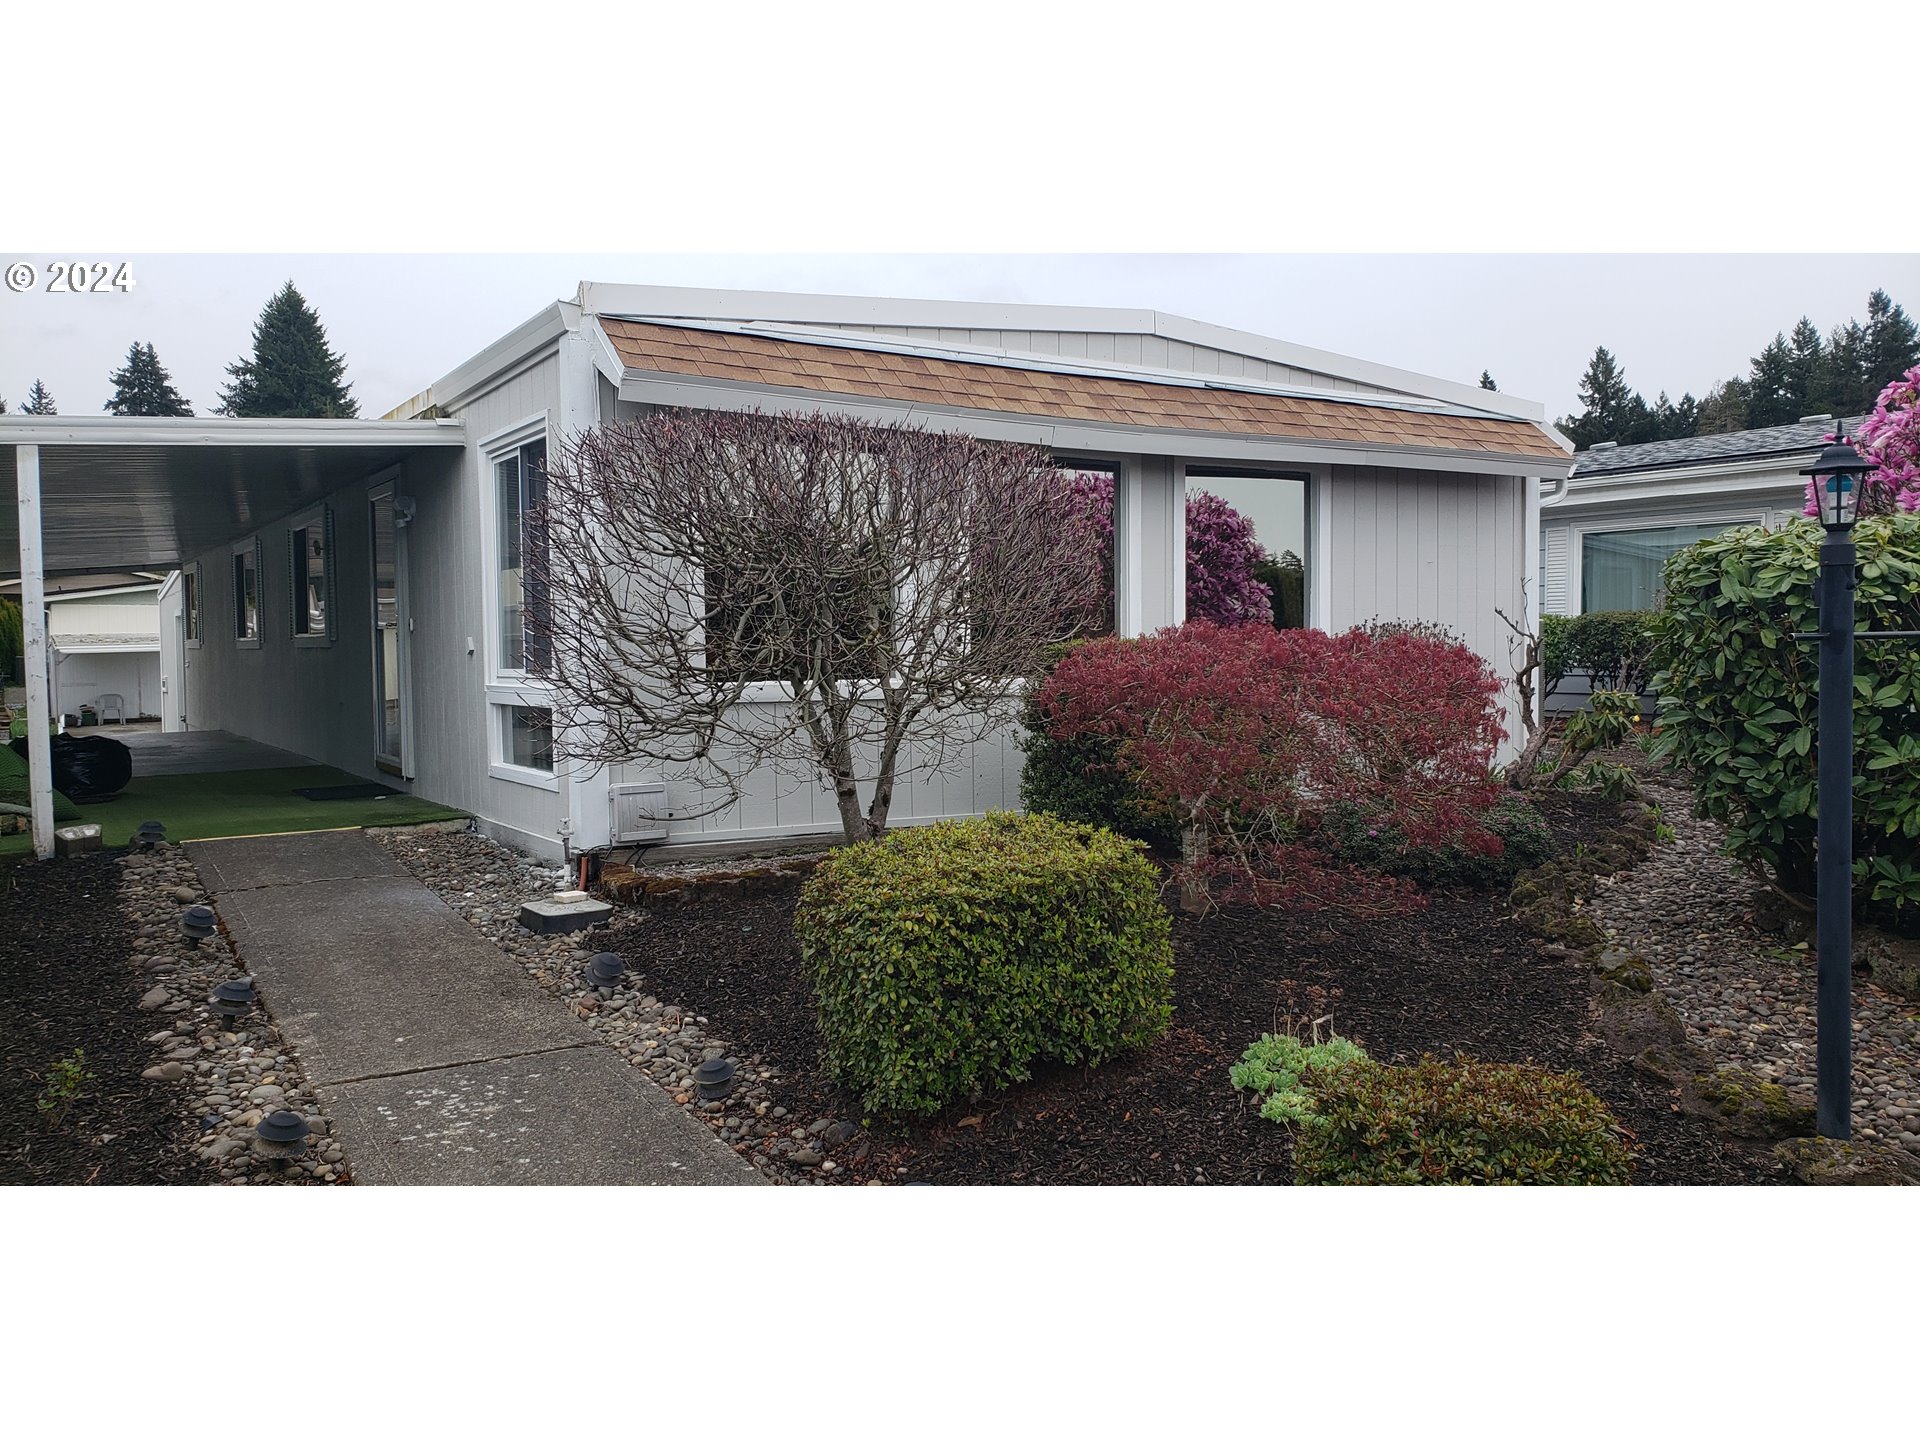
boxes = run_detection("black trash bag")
[7,732,134,801]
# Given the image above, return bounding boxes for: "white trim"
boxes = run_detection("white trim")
[1562,509,1767,614]
[1523,467,1543,729]
[229,537,262,648]
[0,415,464,448]
[286,503,335,647]
[39,580,163,602]
[427,303,572,413]
[485,680,554,706]
[179,562,204,651]
[480,414,552,685]
[47,641,158,656]
[15,444,55,858]
[614,375,1565,478]
[575,282,1549,421]
[1308,468,1335,630]
[491,761,561,792]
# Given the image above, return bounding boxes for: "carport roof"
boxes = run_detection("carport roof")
[2,417,466,576]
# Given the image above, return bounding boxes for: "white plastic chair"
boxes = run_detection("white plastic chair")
[97,693,126,724]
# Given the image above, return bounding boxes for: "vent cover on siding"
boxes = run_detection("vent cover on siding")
[1543,527,1572,615]
[610,782,669,843]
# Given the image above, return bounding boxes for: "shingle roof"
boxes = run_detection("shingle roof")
[1570,415,1870,478]
[599,320,1568,462]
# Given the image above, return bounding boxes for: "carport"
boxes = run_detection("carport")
[3,416,468,859]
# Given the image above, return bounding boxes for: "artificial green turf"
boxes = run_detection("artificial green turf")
[0,764,466,860]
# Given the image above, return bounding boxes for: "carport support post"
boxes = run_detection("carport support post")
[14,444,56,859]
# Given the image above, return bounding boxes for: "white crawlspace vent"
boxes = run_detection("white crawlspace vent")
[610,782,670,844]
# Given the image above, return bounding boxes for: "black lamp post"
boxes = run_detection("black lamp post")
[1800,432,1876,1140]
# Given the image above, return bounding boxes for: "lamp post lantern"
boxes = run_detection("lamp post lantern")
[1799,432,1876,1140]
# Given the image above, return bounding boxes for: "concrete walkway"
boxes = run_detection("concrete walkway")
[125,728,314,776]
[191,829,763,1186]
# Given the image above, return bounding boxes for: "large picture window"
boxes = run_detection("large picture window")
[495,436,549,673]
[1581,523,1730,612]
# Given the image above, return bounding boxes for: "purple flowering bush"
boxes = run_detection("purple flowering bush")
[1804,365,1920,517]
[1061,471,1273,627]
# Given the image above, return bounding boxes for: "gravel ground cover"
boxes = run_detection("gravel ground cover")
[376,799,1783,1185]
[2,843,349,1184]
[1589,772,1920,1158]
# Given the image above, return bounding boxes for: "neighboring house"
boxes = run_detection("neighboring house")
[0,571,169,726]
[4,284,1571,860]
[1541,414,1862,618]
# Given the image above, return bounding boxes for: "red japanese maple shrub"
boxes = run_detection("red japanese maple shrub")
[1031,619,1508,915]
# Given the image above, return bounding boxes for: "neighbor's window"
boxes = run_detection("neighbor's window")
[1581,523,1730,613]
[290,509,331,638]
[232,543,260,641]
[496,436,549,673]
[184,565,202,643]
[504,705,553,772]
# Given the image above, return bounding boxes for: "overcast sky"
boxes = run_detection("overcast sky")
[3,253,1913,426]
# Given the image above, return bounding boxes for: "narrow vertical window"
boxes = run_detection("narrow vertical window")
[232,545,259,641]
[496,436,549,673]
[292,519,329,636]
[183,566,202,643]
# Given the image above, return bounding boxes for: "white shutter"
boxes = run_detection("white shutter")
[1543,526,1572,616]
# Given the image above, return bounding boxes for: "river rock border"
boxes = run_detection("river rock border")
[367,825,868,1185]
[120,843,349,1184]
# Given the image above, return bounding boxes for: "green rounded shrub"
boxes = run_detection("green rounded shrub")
[1324,792,1555,891]
[1652,514,1920,927]
[796,811,1174,1116]
[1295,1055,1632,1185]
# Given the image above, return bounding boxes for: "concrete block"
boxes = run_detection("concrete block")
[518,894,614,934]
[55,824,103,857]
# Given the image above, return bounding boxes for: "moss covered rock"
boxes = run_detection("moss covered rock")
[1773,1136,1920,1186]
[1856,927,1920,1001]
[1693,1068,1816,1140]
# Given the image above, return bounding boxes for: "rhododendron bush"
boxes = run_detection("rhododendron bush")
[1030,620,1509,915]
[1803,364,1920,516]
[1062,471,1273,627]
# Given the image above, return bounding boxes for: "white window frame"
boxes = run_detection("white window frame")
[487,684,560,790]
[183,561,204,650]
[287,503,336,648]
[230,537,262,649]
[480,412,552,687]
[1568,509,1764,615]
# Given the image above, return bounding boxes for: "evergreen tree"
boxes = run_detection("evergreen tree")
[104,341,193,417]
[20,379,56,415]
[1696,379,1749,435]
[1479,370,1498,391]
[1785,318,1825,417]
[1863,288,1920,402]
[0,394,7,414]
[1669,392,1700,438]
[1560,346,1643,448]
[1823,319,1868,414]
[1745,334,1796,428]
[216,281,359,418]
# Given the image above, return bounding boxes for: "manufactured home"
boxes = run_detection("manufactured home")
[4,284,1572,860]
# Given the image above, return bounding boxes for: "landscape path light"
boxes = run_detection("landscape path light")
[180,904,217,947]
[210,976,255,1030]
[583,951,626,990]
[253,1110,311,1165]
[693,1057,736,1102]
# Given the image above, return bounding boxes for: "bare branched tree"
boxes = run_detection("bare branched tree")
[528,408,1105,843]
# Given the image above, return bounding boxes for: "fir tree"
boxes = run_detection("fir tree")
[216,281,359,418]
[1823,320,1867,414]
[1785,318,1825,417]
[1559,346,1642,449]
[1669,392,1700,438]
[104,341,193,417]
[1745,334,1796,428]
[0,395,7,414]
[20,379,56,415]
[1696,380,1749,435]
[1479,370,1498,391]
[1863,289,1920,401]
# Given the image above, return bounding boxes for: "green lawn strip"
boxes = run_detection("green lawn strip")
[0,764,465,859]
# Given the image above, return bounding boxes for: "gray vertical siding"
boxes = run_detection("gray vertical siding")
[1327,466,1529,749]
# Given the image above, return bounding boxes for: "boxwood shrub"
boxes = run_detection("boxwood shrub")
[1295,1055,1632,1185]
[796,811,1174,1116]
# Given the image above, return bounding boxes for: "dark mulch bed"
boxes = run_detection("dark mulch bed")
[609,791,1785,1186]
[0,855,197,1185]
